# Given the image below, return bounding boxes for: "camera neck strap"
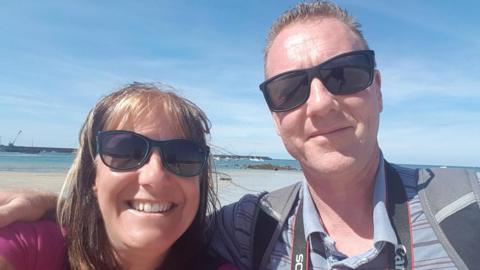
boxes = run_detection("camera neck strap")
[291,166,412,270]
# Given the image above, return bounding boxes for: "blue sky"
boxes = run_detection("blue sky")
[0,1,479,167]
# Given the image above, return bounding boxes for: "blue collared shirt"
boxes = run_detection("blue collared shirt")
[302,154,398,268]
[211,161,461,270]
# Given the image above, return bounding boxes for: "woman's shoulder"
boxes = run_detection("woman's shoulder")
[0,219,67,269]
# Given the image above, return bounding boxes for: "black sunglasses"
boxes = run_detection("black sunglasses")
[259,50,376,112]
[96,130,209,177]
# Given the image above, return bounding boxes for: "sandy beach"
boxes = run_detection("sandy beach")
[0,171,66,193]
[0,169,304,206]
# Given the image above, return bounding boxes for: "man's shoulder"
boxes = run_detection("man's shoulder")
[217,181,303,222]
[387,161,480,194]
[218,193,262,220]
[385,162,419,197]
[386,162,418,180]
[211,193,264,269]
[408,165,480,269]
[213,193,263,245]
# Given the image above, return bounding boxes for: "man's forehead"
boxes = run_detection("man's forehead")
[265,18,364,76]
[283,32,333,65]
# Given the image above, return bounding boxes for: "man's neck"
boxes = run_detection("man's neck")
[304,152,380,256]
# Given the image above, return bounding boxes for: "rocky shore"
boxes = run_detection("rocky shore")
[246,163,298,171]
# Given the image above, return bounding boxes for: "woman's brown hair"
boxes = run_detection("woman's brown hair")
[57,82,217,269]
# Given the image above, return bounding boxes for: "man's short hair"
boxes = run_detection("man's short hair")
[264,1,369,68]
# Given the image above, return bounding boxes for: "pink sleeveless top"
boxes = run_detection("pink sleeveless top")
[0,220,67,270]
[0,220,240,270]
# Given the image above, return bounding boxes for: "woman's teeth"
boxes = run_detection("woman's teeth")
[130,201,174,213]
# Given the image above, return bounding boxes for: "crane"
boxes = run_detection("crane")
[9,130,22,147]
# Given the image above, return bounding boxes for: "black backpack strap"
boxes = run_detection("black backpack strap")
[252,182,302,270]
[418,168,480,269]
[385,163,413,270]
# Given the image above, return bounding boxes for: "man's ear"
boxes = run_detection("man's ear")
[374,69,383,113]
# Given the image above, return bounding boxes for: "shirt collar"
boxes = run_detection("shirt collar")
[302,151,398,246]
[302,177,326,238]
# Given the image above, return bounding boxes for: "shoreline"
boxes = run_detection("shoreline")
[0,169,304,205]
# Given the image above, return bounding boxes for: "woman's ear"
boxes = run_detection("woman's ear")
[92,184,98,196]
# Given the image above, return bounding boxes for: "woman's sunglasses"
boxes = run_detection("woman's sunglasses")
[259,50,376,112]
[96,130,209,177]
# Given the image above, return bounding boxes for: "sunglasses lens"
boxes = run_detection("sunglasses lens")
[263,72,309,111]
[321,53,373,95]
[261,51,374,112]
[99,132,148,170]
[162,140,207,177]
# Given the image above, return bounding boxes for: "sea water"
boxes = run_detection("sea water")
[1,151,478,173]
[1,151,478,205]
[0,152,75,173]
[0,151,305,205]
[0,152,302,173]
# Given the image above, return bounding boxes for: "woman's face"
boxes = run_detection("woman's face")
[93,109,201,266]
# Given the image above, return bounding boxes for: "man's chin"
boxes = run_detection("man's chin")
[300,151,358,175]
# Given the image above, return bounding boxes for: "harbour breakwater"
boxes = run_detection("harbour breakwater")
[0,145,75,154]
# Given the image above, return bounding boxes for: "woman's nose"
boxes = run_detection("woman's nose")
[137,150,171,186]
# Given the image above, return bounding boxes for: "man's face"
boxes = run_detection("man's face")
[265,18,383,180]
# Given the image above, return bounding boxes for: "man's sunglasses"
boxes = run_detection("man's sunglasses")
[259,50,376,112]
[96,130,209,177]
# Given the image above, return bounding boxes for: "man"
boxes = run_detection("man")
[1,1,478,269]
[211,2,395,269]
[210,1,478,270]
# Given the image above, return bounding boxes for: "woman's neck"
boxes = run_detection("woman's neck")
[115,248,167,270]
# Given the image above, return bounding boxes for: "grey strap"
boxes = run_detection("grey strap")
[418,168,480,270]
[253,182,302,270]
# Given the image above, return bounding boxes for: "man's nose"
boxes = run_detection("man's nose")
[305,77,337,117]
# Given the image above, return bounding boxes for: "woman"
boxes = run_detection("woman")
[0,83,234,270]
